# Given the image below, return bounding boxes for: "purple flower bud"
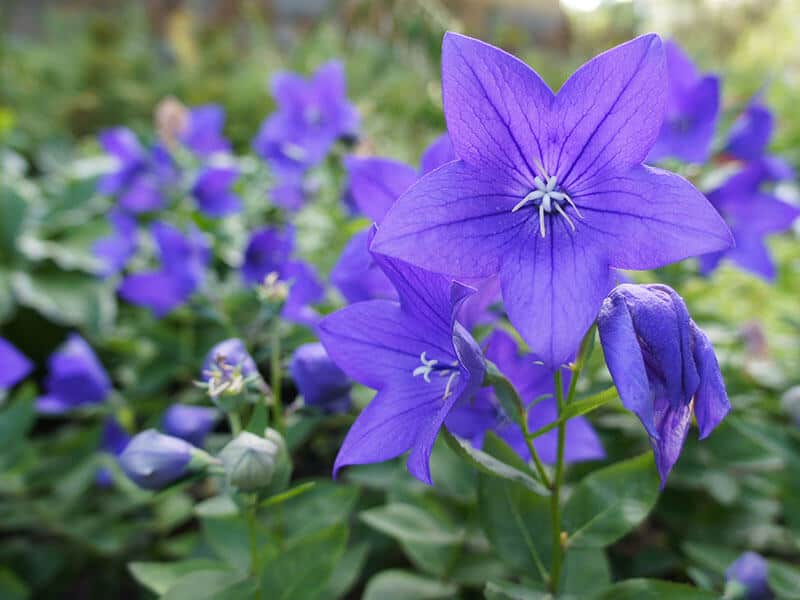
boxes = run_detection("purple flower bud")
[726,552,773,600]
[162,404,218,447]
[36,334,111,414]
[118,429,193,490]
[96,417,131,487]
[289,342,351,413]
[0,337,33,391]
[597,284,731,485]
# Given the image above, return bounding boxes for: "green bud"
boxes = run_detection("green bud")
[219,430,282,491]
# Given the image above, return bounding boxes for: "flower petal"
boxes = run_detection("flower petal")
[419,133,456,175]
[119,271,194,317]
[344,156,417,222]
[331,230,397,303]
[690,323,730,439]
[650,395,693,486]
[0,338,33,389]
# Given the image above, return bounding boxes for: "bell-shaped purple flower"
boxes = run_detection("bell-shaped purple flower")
[162,404,219,447]
[725,552,773,600]
[241,226,324,327]
[725,95,774,161]
[319,226,485,485]
[119,221,210,317]
[36,334,111,414]
[191,166,242,218]
[597,284,730,484]
[373,33,732,369]
[92,208,138,277]
[201,338,258,396]
[118,429,194,490]
[0,337,33,391]
[447,329,605,464]
[289,342,351,414]
[647,40,720,164]
[96,417,131,487]
[97,127,176,213]
[180,104,231,157]
[700,159,798,280]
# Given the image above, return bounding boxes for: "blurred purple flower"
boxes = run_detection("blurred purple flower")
[36,334,111,414]
[119,222,210,317]
[201,338,259,396]
[726,552,773,600]
[597,284,730,485]
[0,337,33,391]
[289,342,351,414]
[97,127,176,213]
[319,227,485,484]
[191,166,242,218]
[180,104,231,157]
[373,33,732,368]
[118,429,194,490]
[447,329,605,464]
[725,94,774,161]
[700,159,798,280]
[92,208,138,277]
[96,417,131,487]
[647,40,720,164]
[162,404,218,447]
[331,229,398,304]
[241,226,324,327]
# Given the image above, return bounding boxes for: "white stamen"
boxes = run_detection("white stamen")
[512,166,583,237]
[442,371,459,400]
[554,202,576,232]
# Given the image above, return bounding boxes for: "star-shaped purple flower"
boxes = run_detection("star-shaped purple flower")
[36,334,111,414]
[191,166,242,218]
[319,227,485,484]
[92,208,138,277]
[373,33,733,368]
[180,104,231,157]
[597,284,730,484]
[0,337,33,391]
[446,329,605,464]
[119,221,210,317]
[97,127,176,213]
[725,94,774,161]
[647,40,720,164]
[289,342,352,414]
[700,159,798,280]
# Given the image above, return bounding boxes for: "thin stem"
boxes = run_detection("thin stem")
[520,415,552,489]
[549,370,567,593]
[270,333,285,434]
[227,411,242,435]
[246,495,258,574]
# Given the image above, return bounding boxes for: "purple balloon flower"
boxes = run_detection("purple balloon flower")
[241,226,324,327]
[597,284,730,485]
[289,342,351,414]
[162,404,219,447]
[0,337,33,391]
[372,33,733,369]
[725,552,773,600]
[447,329,605,464]
[97,127,176,213]
[96,417,131,487]
[699,159,799,280]
[180,104,231,157]
[191,166,242,218]
[202,338,258,381]
[319,227,486,484]
[36,334,111,414]
[118,429,194,490]
[647,40,720,164]
[331,229,398,304]
[725,94,774,161]
[92,208,138,277]
[119,221,210,317]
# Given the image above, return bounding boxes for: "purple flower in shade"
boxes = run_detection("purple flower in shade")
[597,284,730,485]
[457,276,502,331]
[372,33,733,369]
[289,342,351,414]
[699,159,799,281]
[201,338,258,396]
[162,404,218,447]
[647,40,720,164]
[36,334,111,414]
[725,94,774,161]
[92,208,138,277]
[331,134,456,303]
[446,329,604,464]
[180,104,231,157]
[270,168,309,211]
[97,127,176,214]
[191,166,242,218]
[241,226,324,327]
[318,227,486,484]
[118,429,193,490]
[0,337,33,391]
[726,552,773,600]
[253,61,359,172]
[96,418,131,487]
[119,221,210,317]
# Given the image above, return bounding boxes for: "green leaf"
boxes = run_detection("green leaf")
[562,453,659,548]
[592,579,719,599]
[260,524,348,600]
[442,429,549,496]
[0,386,36,450]
[0,269,14,322]
[322,541,370,599]
[768,560,800,599]
[485,581,548,600]
[528,386,618,440]
[0,568,29,600]
[195,494,239,519]
[201,516,251,570]
[362,570,457,600]
[0,184,28,259]
[485,361,525,426]
[269,480,358,538]
[163,570,257,600]
[561,547,610,595]
[682,542,740,575]
[128,560,228,596]
[360,503,464,546]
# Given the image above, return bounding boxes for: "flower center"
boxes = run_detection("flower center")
[281,142,307,163]
[512,174,582,238]
[412,352,460,400]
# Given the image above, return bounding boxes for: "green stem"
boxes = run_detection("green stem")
[549,369,567,593]
[520,413,552,489]
[228,411,242,435]
[246,495,259,585]
[270,333,285,434]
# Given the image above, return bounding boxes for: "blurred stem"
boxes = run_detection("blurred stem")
[270,332,284,434]
[228,411,242,435]
[246,494,259,578]
[549,369,567,593]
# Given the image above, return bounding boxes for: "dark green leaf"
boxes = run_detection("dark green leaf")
[484,581,548,600]
[128,560,228,596]
[768,560,800,599]
[360,503,464,546]
[0,185,28,259]
[362,570,457,600]
[592,579,719,599]
[163,570,257,600]
[485,361,525,426]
